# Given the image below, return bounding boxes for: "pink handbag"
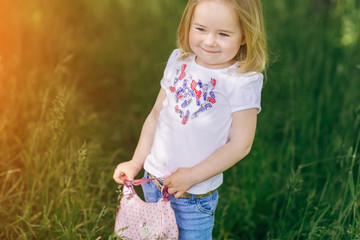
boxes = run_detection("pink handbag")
[114,178,179,239]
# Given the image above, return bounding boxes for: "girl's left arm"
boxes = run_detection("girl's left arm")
[164,108,258,198]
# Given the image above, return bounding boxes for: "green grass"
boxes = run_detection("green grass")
[0,0,359,239]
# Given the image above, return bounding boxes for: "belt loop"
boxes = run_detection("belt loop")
[148,173,163,192]
[189,194,196,203]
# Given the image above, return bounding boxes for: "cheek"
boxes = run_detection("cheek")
[189,30,200,47]
[223,40,241,55]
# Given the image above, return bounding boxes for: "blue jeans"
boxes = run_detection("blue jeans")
[141,172,219,240]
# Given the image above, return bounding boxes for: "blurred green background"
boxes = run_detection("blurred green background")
[0,0,359,239]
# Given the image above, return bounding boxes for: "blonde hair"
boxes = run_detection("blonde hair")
[177,0,267,73]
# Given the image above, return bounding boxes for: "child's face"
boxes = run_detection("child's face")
[189,0,244,69]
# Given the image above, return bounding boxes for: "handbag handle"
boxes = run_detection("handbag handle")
[124,177,165,186]
[123,176,172,201]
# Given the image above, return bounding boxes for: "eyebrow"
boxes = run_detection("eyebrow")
[192,22,235,34]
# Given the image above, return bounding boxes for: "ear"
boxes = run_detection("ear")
[241,36,246,45]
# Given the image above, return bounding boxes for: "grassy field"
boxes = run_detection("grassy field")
[0,0,359,239]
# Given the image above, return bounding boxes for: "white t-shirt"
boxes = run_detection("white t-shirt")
[144,49,263,194]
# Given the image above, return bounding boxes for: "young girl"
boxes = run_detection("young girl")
[113,0,267,238]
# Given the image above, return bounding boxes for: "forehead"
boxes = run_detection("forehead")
[192,0,240,30]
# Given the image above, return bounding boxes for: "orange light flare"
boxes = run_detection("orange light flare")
[0,0,24,111]
[0,0,44,160]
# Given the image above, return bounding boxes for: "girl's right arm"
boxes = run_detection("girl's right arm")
[113,88,167,184]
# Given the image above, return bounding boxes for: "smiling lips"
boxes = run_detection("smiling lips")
[201,47,220,54]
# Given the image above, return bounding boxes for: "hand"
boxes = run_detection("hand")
[113,160,142,184]
[163,168,197,198]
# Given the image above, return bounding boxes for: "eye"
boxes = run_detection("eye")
[196,27,206,32]
[219,32,230,37]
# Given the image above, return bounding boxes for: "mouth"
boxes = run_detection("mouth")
[201,47,220,54]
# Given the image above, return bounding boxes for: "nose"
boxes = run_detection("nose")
[204,34,217,46]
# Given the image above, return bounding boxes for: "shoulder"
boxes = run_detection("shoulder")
[167,48,196,63]
[167,48,182,62]
[227,71,263,89]
[224,71,264,113]
[164,48,194,74]
[161,49,187,86]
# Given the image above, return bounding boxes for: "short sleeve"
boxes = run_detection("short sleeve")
[160,49,181,90]
[228,73,263,114]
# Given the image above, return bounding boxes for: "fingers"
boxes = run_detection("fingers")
[113,160,141,184]
[113,170,128,184]
[165,186,180,199]
[164,178,186,199]
[163,177,170,186]
[173,190,185,199]
[113,174,124,184]
[163,175,184,198]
